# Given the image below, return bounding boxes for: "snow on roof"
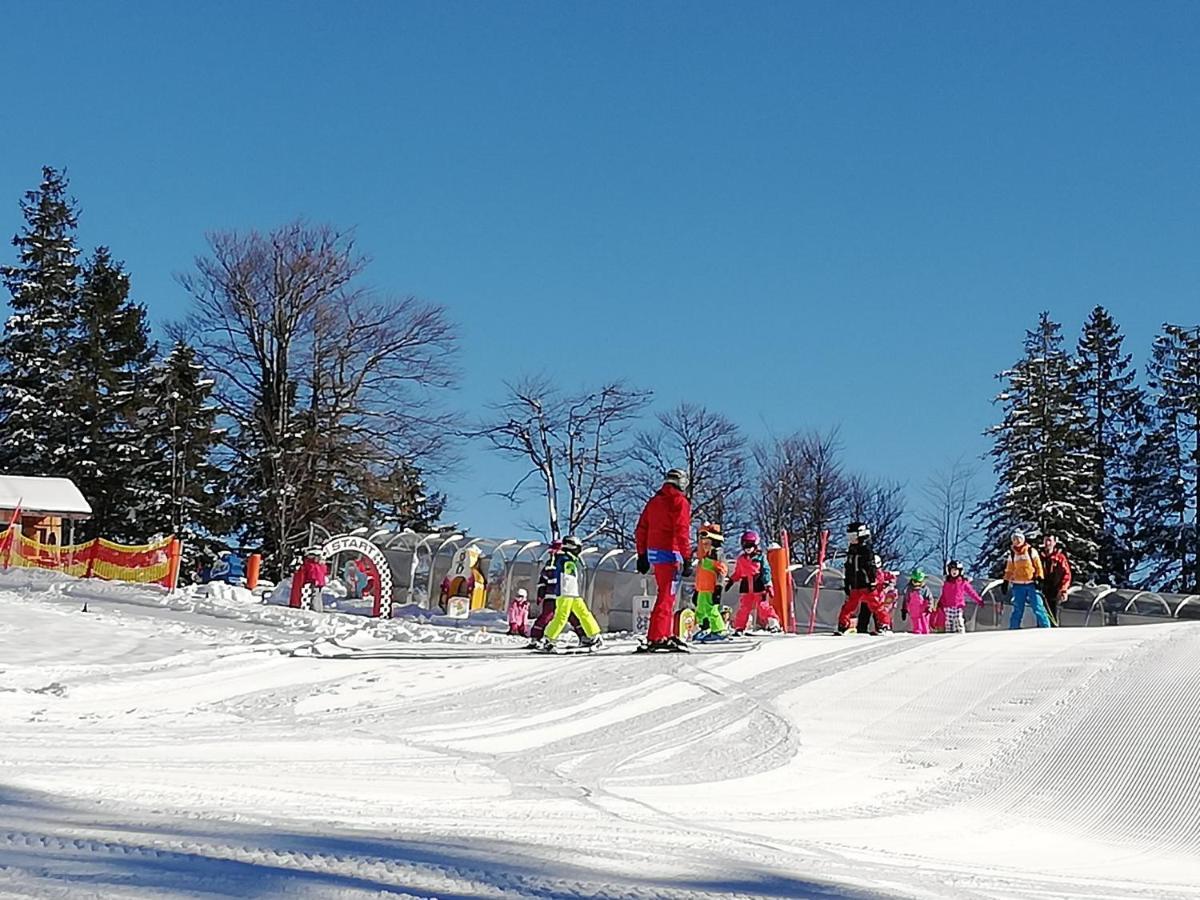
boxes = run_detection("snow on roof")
[0,475,92,519]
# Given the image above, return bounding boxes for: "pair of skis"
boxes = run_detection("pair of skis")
[295,635,759,660]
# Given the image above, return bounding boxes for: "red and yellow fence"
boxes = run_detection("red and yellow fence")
[0,530,180,589]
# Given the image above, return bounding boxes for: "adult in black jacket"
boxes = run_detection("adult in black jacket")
[836,522,891,634]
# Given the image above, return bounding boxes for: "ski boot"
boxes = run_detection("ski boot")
[635,639,671,653]
[580,634,604,652]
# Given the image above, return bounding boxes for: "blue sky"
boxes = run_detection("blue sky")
[2,1,1198,541]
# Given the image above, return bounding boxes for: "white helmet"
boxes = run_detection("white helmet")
[664,468,689,490]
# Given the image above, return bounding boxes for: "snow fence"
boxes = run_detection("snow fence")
[0,529,177,589]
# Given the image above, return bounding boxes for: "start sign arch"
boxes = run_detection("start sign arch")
[302,534,394,618]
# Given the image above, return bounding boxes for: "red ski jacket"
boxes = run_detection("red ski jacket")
[635,485,692,558]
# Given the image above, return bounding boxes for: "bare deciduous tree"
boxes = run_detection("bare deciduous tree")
[915,458,980,571]
[752,428,848,563]
[472,377,651,541]
[626,402,749,530]
[846,474,910,566]
[176,220,456,570]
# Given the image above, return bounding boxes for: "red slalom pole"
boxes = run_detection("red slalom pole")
[807,530,829,635]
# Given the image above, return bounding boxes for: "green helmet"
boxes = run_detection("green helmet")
[909,568,926,584]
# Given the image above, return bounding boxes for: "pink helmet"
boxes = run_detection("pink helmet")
[741,530,760,547]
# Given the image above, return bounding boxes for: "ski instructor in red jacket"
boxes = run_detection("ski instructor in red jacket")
[635,468,693,650]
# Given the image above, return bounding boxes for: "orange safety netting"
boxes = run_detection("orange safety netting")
[0,530,176,587]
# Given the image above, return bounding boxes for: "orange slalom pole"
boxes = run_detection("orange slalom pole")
[246,553,262,590]
[166,538,182,592]
[781,529,796,632]
[767,539,791,632]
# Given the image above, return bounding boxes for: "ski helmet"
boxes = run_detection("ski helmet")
[847,522,870,540]
[741,530,760,548]
[664,467,689,490]
[548,539,563,553]
[946,559,962,575]
[561,535,583,554]
[1011,530,1026,544]
[699,523,724,545]
[909,568,926,584]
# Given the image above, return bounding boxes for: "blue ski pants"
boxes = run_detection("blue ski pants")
[1009,582,1051,629]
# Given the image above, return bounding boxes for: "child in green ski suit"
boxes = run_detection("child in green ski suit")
[693,524,727,637]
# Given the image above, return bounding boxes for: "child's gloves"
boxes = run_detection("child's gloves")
[636,553,650,574]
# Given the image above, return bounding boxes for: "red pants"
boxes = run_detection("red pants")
[732,592,777,631]
[839,588,890,631]
[648,562,681,642]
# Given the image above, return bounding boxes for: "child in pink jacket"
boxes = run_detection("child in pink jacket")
[902,569,935,634]
[938,560,983,633]
[507,588,531,636]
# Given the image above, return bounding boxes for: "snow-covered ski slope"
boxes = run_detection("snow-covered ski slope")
[2,570,1199,899]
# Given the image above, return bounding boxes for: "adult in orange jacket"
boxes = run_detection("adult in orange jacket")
[635,468,693,650]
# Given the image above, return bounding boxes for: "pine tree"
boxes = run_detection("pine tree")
[130,341,230,562]
[976,312,1101,577]
[1075,307,1145,584]
[0,167,82,473]
[363,461,445,531]
[70,247,156,538]
[1134,325,1200,592]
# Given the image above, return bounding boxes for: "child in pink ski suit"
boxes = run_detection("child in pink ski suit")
[902,570,935,634]
[726,531,780,634]
[507,588,530,636]
[938,560,983,634]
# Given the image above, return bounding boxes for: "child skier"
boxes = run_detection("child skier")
[507,588,530,637]
[856,554,891,634]
[938,560,983,634]
[692,524,728,640]
[527,540,587,648]
[867,566,899,634]
[726,531,780,635]
[902,569,936,634]
[538,535,604,652]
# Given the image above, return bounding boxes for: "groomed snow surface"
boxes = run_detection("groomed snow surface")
[2,570,1198,899]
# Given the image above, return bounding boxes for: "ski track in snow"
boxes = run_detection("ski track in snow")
[1,570,1199,899]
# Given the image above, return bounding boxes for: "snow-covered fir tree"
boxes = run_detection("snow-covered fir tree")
[1074,306,1145,585]
[1133,325,1200,592]
[976,312,1101,577]
[0,167,82,474]
[130,341,230,564]
[71,247,157,539]
[363,461,445,531]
